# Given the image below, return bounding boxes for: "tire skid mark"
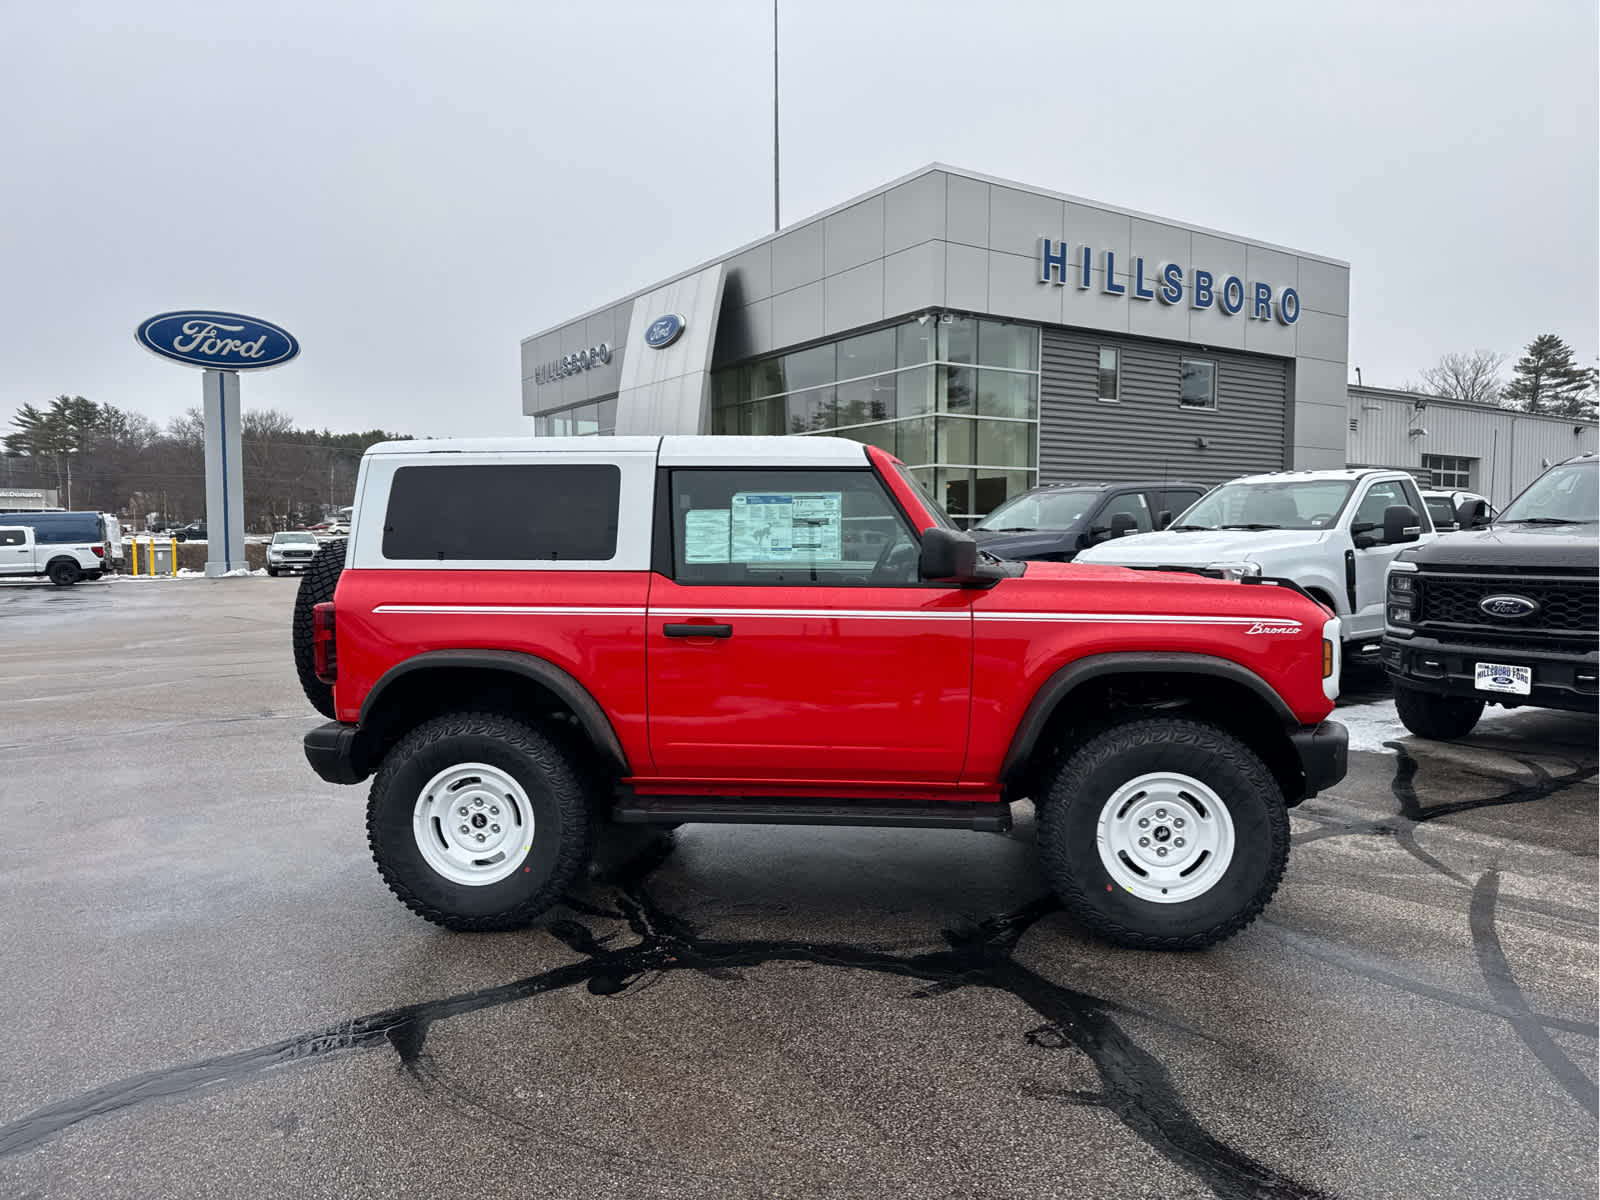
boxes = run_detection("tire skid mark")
[1290,743,1594,893]
[1259,922,1597,1039]
[1468,870,1599,1119]
[0,860,1328,1200]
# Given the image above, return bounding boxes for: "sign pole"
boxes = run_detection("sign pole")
[201,368,247,577]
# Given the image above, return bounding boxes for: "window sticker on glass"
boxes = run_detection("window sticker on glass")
[731,492,842,561]
[684,509,731,563]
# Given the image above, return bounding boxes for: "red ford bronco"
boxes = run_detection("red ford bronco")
[295,436,1346,950]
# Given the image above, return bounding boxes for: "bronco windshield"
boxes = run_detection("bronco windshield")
[1498,460,1598,524]
[1171,480,1356,531]
[975,489,1099,532]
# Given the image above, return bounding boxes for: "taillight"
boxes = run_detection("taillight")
[312,602,337,684]
[92,545,105,558]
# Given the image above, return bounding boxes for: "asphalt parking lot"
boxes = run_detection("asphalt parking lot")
[0,577,1595,1200]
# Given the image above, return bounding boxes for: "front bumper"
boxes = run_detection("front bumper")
[269,557,313,571]
[1383,633,1599,713]
[1290,720,1348,799]
[304,721,369,785]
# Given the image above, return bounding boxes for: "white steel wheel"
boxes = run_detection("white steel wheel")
[1095,771,1235,904]
[412,762,534,886]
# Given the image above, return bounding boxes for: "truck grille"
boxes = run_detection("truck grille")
[1415,573,1598,644]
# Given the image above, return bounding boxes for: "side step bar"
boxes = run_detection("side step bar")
[613,797,1012,832]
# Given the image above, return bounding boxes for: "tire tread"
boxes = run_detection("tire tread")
[366,711,595,931]
[291,538,346,718]
[1393,682,1483,741]
[1037,717,1288,951]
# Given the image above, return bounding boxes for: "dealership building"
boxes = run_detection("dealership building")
[1346,384,1596,507]
[522,164,1351,523]
[521,163,1591,520]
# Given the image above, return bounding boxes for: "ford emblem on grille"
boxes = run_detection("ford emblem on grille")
[1479,594,1540,619]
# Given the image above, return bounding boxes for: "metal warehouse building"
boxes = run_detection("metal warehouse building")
[1346,385,1597,507]
[521,164,1351,524]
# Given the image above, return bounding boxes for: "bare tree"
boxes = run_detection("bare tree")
[1418,350,1507,406]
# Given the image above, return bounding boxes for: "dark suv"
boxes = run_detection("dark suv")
[971,480,1207,561]
[1384,453,1598,738]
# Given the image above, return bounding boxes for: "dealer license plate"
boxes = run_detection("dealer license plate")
[1475,662,1532,695]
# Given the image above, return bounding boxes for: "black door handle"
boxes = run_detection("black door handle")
[663,623,732,639]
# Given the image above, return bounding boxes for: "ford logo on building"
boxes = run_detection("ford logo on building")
[644,313,685,349]
[136,310,300,370]
[1479,594,1540,619]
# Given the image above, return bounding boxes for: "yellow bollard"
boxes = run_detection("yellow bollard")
[130,539,139,576]
[168,538,177,577]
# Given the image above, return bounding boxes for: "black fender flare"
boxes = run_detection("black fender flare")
[359,649,630,775]
[999,652,1296,784]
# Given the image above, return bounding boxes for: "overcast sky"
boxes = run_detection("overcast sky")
[2,0,1595,439]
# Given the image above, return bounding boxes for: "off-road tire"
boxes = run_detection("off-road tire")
[367,712,596,931]
[267,566,278,577]
[1394,682,1483,741]
[47,559,81,586]
[1036,717,1289,951]
[292,538,346,718]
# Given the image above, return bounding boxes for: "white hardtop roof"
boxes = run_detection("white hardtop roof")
[1225,467,1403,486]
[363,435,870,467]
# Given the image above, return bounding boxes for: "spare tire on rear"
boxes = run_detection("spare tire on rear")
[292,539,347,719]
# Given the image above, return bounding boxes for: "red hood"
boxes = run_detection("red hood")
[1021,560,1233,587]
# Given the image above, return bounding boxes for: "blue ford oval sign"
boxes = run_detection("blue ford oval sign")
[136,310,300,370]
[1479,594,1539,619]
[644,313,685,349]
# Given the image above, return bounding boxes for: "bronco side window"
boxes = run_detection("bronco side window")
[668,469,920,586]
[382,464,620,561]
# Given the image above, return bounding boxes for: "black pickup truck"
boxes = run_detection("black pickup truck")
[1382,453,1598,739]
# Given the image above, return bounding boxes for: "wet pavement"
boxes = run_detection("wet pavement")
[0,577,1595,1199]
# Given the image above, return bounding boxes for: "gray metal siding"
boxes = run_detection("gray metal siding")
[1346,386,1600,506]
[1039,330,1287,486]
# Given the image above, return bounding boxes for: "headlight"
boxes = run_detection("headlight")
[1205,560,1262,581]
[1388,604,1414,625]
[1388,573,1413,594]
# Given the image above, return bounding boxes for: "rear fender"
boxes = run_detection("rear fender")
[357,649,630,776]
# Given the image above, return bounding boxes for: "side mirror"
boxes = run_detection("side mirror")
[1383,504,1422,545]
[1455,499,1488,530]
[918,526,981,583]
[1156,509,1173,530]
[1109,512,1137,538]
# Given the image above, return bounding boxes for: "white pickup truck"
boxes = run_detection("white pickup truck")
[0,523,108,585]
[1075,468,1434,660]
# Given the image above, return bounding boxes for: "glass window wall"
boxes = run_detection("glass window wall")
[711,314,1040,525]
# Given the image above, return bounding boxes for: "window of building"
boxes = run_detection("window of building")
[382,464,620,561]
[534,398,616,437]
[668,468,919,587]
[1097,347,1119,402]
[710,315,1041,526]
[1179,359,1216,410]
[1421,454,1474,490]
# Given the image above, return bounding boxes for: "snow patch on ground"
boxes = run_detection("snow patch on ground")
[1337,697,1522,754]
